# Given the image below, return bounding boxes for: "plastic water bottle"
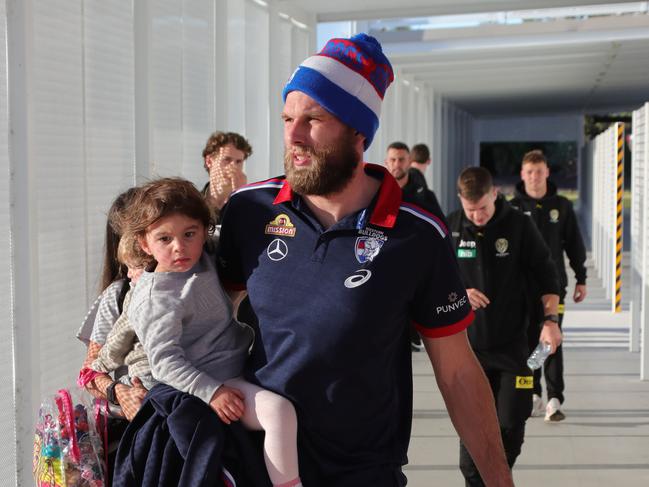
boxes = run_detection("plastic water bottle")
[527,342,552,370]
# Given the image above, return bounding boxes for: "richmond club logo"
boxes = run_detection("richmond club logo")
[549,209,560,223]
[495,238,509,257]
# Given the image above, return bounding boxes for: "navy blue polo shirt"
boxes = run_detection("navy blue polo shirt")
[217,163,473,485]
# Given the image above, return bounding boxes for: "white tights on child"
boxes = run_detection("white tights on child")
[225,378,302,487]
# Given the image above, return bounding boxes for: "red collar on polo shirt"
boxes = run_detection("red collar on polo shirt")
[272,162,402,229]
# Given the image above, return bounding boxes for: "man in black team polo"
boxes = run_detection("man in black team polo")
[448,167,561,487]
[510,149,587,422]
[217,34,515,486]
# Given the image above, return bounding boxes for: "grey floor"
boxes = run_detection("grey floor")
[406,347,649,486]
[405,254,649,486]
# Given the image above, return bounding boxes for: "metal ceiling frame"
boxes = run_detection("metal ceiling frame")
[291,0,641,22]
[281,0,649,115]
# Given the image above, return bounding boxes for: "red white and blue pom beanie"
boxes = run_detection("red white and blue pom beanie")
[282,33,394,150]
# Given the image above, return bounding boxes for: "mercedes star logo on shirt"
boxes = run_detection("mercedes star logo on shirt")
[267,238,288,261]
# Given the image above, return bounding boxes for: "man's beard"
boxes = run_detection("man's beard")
[284,134,360,196]
[390,167,407,181]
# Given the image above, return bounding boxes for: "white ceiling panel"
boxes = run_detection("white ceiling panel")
[384,12,649,115]
[280,0,631,21]
[286,0,649,116]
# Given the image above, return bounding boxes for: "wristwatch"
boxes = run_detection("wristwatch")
[106,380,121,406]
[543,314,559,324]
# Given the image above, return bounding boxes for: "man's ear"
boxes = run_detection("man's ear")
[204,156,212,170]
[353,131,366,152]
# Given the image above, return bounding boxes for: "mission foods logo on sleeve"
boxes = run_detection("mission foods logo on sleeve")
[265,214,297,237]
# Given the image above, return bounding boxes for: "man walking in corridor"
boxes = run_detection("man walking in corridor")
[511,149,588,422]
[218,33,515,486]
[448,166,561,486]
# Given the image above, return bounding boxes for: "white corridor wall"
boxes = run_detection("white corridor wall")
[365,70,474,215]
[437,98,475,214]
[630,102,649,379]
[3,1,314,484]
[1,1,17,485]
[585,123,624,307]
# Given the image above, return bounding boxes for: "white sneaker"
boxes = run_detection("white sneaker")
[411,341,425,352]
[531,394,545,417]
[544,397,566,422]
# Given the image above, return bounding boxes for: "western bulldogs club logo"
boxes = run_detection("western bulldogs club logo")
[355,236,384,263]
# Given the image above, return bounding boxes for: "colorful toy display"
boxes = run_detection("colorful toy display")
[33,388,107,487]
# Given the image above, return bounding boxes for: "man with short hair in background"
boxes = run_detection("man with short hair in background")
[201,131,252,221]
[385,141,445,352]
[410,143,432,184]
[385,141,444,217]
[510,149,587,422]
[201,131,258,332]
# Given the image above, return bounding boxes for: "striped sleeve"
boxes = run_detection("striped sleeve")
[90,279,126,345]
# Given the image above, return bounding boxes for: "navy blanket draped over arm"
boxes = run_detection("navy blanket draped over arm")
[113,383,271,487]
